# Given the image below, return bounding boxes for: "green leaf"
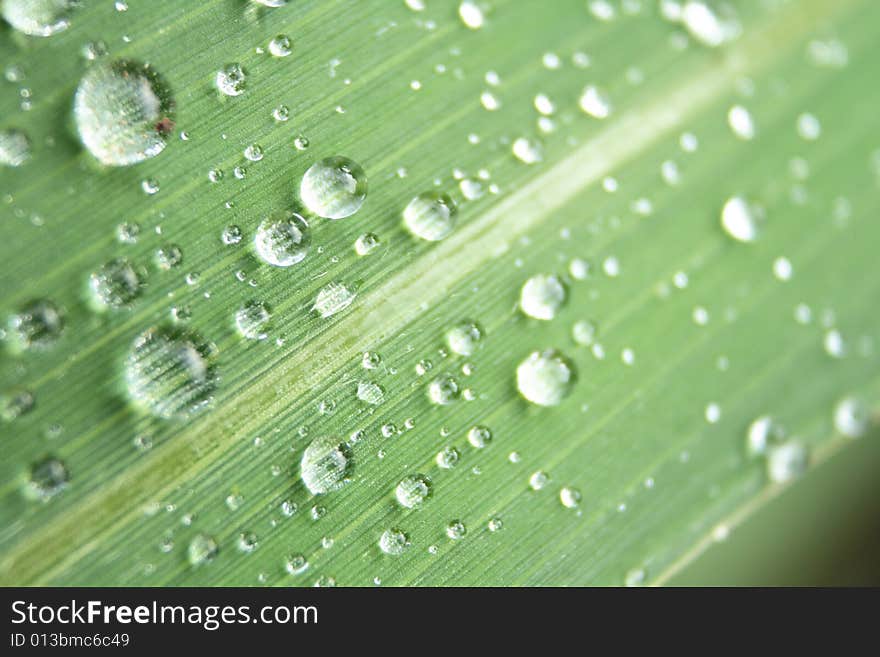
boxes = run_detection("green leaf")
[1,0,878,586]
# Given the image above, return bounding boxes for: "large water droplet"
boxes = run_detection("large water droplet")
[403,191,457,241]
[124,326,218,419]
[299,156,368,219]
[74,59,175,166]
[520,274,566,320]
[516,349,576,407]
[2,0,75,37]
[254,210,311,267]
[300,435,352,495]
[428,373,460,405]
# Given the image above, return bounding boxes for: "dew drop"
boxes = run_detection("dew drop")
[436,446,460,469]
[571,320,597,346]
[354,232,380,256]
[445,320,483,356]
[833,397,869,438]
[560,486,581,508]
[0,128,31,167]
[395,474,432,509]
[268,34,293,57]
[446,520,467,540]
[300,435,353,495]
[313,281,357,318]
[529,470,549,490]
[379,528,409,555]
[512,137,543,164]
[222,224,243,245]
[356,381,384,406]
[403,191,457,241]
[520,274,566,320]
[721,195,760,243]
[299,156,368,220]
[6,299,64,352]
[516,349,576,407]
[458,1,484,29]
[216,63,247,96]
[727,105,755,141]
[74,60,175,166]
[1,388,35,421]
[681,1,740,48]
[187,533,218,566]
[2,0,75,37]
[235,301,272,340]
[766,441,808,483]
[254,210,311,267]
[467,425,492,449]
[124,326,218,419]
[285,553,309,575]
[428,373,460,405]
[88,258,145,311]
[578,85,612,119]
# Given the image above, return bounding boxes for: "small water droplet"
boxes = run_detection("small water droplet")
[235,301,272,340]
[254,211,311,267]
[300,435,352,495]
[216,63,247,96]
[3,0,75,37]
[446,519,467,540]
[395,474,432,509]
[6,299,65,352]
[766,441,808,483]
[187,533,218,566]
[0,128,31,167]
[520,274,566,320]
[428,373,460,405]
[313,281,357,318]
[379,528,409,555]
[268,34,293,57]
[403,191,457,241]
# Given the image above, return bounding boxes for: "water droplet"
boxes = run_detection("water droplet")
[721,195,760,243]
[512,137,543,164]
[237,531,258,553]
[403,191,457,241]
[235,301,272,340]
[187,533,218,566]
[273,104,290,122]
[361,351,381,370]
[300,156,368,220]
[293,134,310,150]
[285,553,309,575]
[300,435,353,495]
[6,299,65,352]
[488,517,503,532]
[1,388,35,421]
[458,1,484,29]
[354,232,380,256]
[88,258,145,311]
[529,470,549,490]
[520,274,566,320]
[155,244,183,270]
[379,528,409,555]
[746,415,786,457]
[705,402,721,424]
[268,34,293,57]
[727,104,755,141]
[467,425,492,449]
[578,85,612,119]
[124,326,218,419]
[222,224,243,245]
[772,256,793,281]
[681,1,740,47]
[2,0,75,37]
[516,349,576,407]
[824,329,845,358]
[571,320,597,346]
[436,446,460,469]
[446,520,467,540]
[313,575,336,587]
[568,258,590,280]
[74,60,175,166]
[395,473,432,509]
[560,486,581,508]
[356,381,384,406]
[766,441,808,483]
[624,567,646,587]
[796,112,821,141]
[244,143,264,162]
[445,320,483,356]
[216,63,247,96]
[834,397,869,438]
[313,281,357,318]
[254,210,311,267]
[0,128,31,167]
[428,373,460,405]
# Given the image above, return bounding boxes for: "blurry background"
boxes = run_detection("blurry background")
[672,434,880,586]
